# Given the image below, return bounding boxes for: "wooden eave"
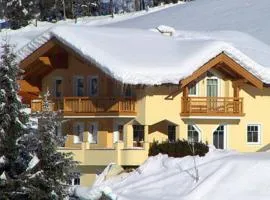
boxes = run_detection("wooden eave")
[180,52,264,89]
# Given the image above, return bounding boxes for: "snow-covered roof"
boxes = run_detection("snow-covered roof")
[17,26,270,85]
[107,0,270,45]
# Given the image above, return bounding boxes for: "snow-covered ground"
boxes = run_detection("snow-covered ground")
[74,148,270,200]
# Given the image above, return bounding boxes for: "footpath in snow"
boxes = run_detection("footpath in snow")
[74,148,270,200]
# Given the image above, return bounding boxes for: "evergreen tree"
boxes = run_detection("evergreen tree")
[24,91,79,199]
[0,41,31,198]
[0,41,78,199]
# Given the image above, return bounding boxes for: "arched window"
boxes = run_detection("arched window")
[187,125,200,143]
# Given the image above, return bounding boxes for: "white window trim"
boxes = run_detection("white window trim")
[246,124,262,145]
[188,83,199,97]
[53,76,63,97]
[73,122,84,144]
[73,75,84,96]
[205,76,220,97]
[87,75,99,97]
[187,124,202,142]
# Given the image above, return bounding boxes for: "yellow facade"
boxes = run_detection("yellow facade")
[22,40,270,186]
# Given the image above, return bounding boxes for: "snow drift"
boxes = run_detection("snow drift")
[75,149,270,200]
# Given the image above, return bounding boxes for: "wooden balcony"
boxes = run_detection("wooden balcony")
[181,97,244,117]
[31,97,136,116]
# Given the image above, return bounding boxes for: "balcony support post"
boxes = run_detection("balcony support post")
[233,85,240,113]
[182,86,189,113]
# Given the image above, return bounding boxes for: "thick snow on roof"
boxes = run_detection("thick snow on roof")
[75,150,270,200]
[107,0,270,45]
[17,26,270,85]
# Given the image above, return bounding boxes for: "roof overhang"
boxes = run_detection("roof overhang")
[179,52,264,89]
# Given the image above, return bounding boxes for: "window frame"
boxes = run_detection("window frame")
[133,125,145,142]
[187,124,201,143]
[73,76,84,97]
[88,75,99,97]
[247,124,261,145]
[73,122,84,143]
[168,125,176,142]
[188,83,198,96]
[206,76,220,97]
[53,76,63,98]
[88,122,98,144]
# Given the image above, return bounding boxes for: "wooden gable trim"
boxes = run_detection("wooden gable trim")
[20,40,56,69]
[180,52,264,89]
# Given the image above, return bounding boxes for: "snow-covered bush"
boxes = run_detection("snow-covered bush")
[149,140,209,158]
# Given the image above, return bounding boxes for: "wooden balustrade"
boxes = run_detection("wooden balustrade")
[31,97,136,116]
[181,97,244,116]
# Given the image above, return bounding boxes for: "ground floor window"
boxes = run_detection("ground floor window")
[168,125,176,142]
[68,177,80,186]
[118,125,124,141]
[213,125,225,149]
[187,125,200,143]
[73,122,84,143]
[247,124,261,144]
[133,125,144,147]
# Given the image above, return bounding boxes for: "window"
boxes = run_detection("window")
[88,123,98,143]
[188,84,197,96]
[88,76,98,96]
[118,125,124,141]
[54,78,63,97]
[55,124,62,137]
[247,124,261,144]
[74,76,84,96]
[188,125,200,143]
[68,178,80,186]
[73,122,84,143]
[133,125,144,143]
[168,125,176,142]
[207,78,218,97]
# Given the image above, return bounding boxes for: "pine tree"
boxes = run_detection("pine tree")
[0,40,31,198]
[23,91,79,199]
[0,41,79,199]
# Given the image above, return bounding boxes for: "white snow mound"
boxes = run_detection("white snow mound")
[83,150,270,200]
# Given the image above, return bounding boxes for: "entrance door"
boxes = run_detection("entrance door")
[213,125,225,149]
[88,122,98,143]
[207,78,218,111]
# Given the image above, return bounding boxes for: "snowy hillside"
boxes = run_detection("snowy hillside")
[107,0,270,45]
[0,2,182,51]
[75,149,270,200]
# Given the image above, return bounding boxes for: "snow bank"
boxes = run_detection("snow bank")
[79,149,270,200]
[16,26,270,85]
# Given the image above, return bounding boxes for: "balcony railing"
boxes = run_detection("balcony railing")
[181,97,244,116]
[31,97,136,116]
